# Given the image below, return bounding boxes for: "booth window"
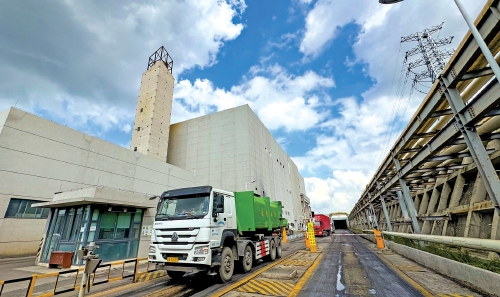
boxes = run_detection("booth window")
[99,212,132,240]
[5,198,49,219]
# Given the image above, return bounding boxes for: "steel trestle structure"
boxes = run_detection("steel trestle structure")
[350,0,500,257]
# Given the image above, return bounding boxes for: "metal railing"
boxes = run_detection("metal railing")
[0,257,155,297]
[382,231,500,253]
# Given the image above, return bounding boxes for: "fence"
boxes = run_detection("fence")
[0,258,154,297]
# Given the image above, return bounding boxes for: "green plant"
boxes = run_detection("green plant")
[386,236,500,274]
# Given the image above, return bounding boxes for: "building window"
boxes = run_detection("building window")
[140,108,143,112]
[5,198,49,219]
[137,127,141,131]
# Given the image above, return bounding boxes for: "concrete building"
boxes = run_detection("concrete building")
[167,105,307,229]
[0,47,308,261]
[130,47,175,162]
[0,107,194,260]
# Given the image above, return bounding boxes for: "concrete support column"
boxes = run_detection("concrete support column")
[418,191,430,215]
[414,194,422,213]
[489,212,500,260]
[427,185,442,215]
[449,174,465,208]
[441,220,449,236]
[465,173,488,238]
[422,186,441,234]
[437,181,452,211]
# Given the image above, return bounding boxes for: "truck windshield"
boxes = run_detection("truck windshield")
[314,221,321,226]
[156,195,210,220]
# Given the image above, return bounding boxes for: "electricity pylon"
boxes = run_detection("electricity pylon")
[402,23,454,92]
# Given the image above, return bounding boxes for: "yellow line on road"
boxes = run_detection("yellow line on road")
[376,253,434,297]
[210,251,299,297]
[255,279,283,295]
[287,252,324,297]
[249,280,275,295]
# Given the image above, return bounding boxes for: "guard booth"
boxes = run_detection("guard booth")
[34,186,157,266]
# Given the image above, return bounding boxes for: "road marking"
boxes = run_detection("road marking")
[136,270,165,282]
[280,259,314,266]
[375,253,434,297]
[236,279,294,296]
[396,265,427,272]
[210,251,299,297]
[437,294,474,297]
[287,251,324,297]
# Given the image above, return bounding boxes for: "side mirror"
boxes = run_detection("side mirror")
[213,194,224,217]
[156,199,162,212]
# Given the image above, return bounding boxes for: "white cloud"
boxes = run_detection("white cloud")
[0,0,246,133]
[306,170,371,213]
[295,0,488,214]
[172,64,335,131]
[299,0,381,57]
[294,93,420,214]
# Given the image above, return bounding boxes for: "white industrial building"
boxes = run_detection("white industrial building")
[0,47,310,261]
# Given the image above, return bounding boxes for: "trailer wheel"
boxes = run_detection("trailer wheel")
[267,239,277,261]
[240,244,253,273]
[276,240,282,258]
[219,246,234,283]
[166,270,185,279]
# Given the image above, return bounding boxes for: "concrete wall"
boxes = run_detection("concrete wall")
[167,105,307,227]
[0,108,195,257]
[386,241,500,297]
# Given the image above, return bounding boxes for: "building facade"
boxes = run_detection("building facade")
[167,105,307,228]
[0,107,194,258]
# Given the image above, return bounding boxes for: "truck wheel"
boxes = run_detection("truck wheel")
[240,245,253,273]
[267,239,277,261]
[166,270,185,279]
[276,240,282,258]
[219,246,234,283]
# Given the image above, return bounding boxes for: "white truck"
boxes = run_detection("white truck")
[148,186,286,282]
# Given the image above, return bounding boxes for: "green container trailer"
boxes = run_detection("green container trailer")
[234,191,285,233]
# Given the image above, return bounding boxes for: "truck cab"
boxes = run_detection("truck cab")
[313,214,331,237]
[148,186,283,282]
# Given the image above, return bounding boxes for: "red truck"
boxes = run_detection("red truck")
[313,214,331,237]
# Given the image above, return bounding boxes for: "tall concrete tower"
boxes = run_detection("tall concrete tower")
[130,46,174,162]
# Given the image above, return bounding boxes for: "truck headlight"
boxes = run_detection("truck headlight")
[194,246,209,255]
[149,245,156,254]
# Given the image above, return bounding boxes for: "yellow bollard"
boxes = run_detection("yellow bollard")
[282,227,287,243]
[305,231,310,248]
[373,229,385,250]
[307,222,317,252]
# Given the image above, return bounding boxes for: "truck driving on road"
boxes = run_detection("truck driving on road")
[314,214,332,237]
[148,186,286,282]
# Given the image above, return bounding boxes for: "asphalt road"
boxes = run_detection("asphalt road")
[297,230,423,297]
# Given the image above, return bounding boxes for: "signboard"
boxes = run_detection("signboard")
[142,225,152,236]
[307,221,317,252]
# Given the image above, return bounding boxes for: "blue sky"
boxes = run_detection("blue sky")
[0,0,487,213]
